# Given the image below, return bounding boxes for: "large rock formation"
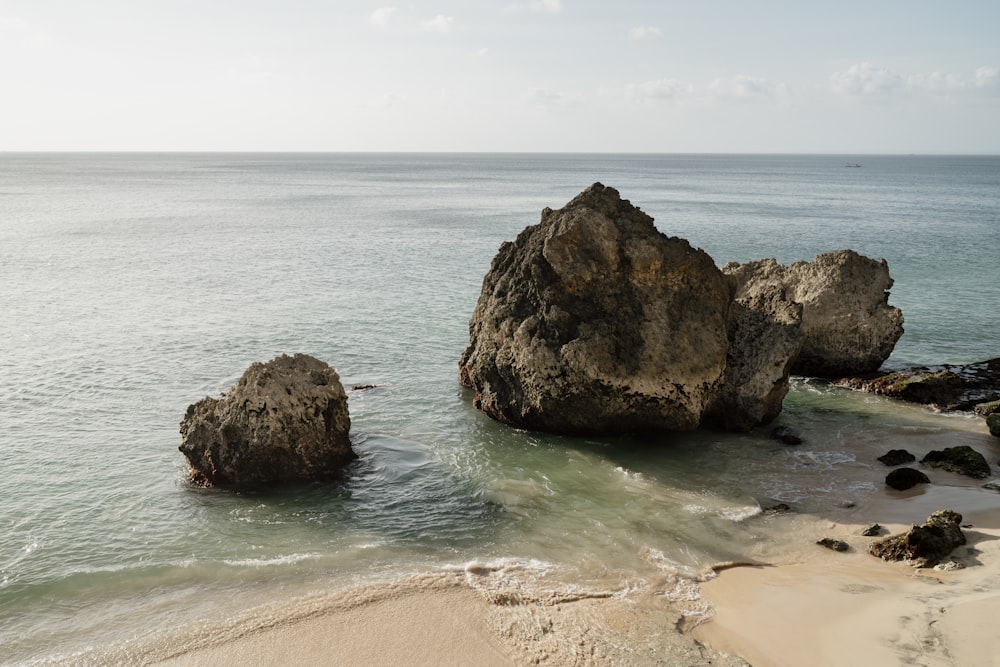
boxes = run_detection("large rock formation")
[179,353,354,487]
[460,184,904,435]
[459,183,732,434]
[722,251,904,377]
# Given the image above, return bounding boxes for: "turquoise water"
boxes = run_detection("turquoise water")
[1,154,998,663]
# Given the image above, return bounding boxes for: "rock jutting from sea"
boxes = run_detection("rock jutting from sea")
[179,353,355,488]
[458,183,904,435]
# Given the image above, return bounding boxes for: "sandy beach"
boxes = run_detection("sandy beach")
[139,474,1000,667]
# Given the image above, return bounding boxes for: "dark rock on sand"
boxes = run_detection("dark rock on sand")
[817,538,850,552]
[763,503,792,515]
[869,510,967,567]
[179,353,354,488]
[862,524,883,537]
[877,449,916,466]
[722,250,904,377]
[885,467,930,490]
[459,183,732,434]
[837,357,1000,412]
[921,445,991,479]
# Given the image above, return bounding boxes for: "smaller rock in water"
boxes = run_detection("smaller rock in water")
[817,538,850,552]
[885,467,931,491]
[862,524,883,537]
[869,509,966,567]
[877,449,916,466]
[982,482,1000,493]
[921,445,991,479]
[770,425,803,445]
[179,353,354,488]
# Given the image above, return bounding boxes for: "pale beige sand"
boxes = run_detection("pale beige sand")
[693,482,1000,667]
[155,587,514,667]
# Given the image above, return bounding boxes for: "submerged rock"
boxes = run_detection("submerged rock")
[723,251,904,377]
[920,445,991,479]
[837,358,1000,412]
[179,353,354,488]
[770,425,804,445]
[459,183,732,434]
[869,510,966,567]
[877,449,916,466]
[885,467,930,491]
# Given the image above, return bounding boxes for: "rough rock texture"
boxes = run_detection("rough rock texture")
[869,510,967,567]
[179,353,354,487]
[837,358,1000,412]
[920,446,991,479]
[459,183,732,434]
[723,251,904,377]
[703,284,803,430]
[885,467,930,491]
[877,449,916,466]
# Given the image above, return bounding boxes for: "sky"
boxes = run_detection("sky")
[1,1,998,153]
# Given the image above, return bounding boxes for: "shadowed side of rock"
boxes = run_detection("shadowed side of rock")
[179,353,354,488]
[459,183,732,434]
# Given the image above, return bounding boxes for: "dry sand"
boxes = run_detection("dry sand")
[148,481,1000,667]
[693,482,1000,667]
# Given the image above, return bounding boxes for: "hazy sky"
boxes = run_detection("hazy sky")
[2,1,998,152]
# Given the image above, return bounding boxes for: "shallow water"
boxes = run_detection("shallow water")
[1,153,998,664]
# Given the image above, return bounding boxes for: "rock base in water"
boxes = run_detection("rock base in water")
[179,353,354,488]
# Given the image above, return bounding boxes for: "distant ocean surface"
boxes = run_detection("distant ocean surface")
[1,153,998,664]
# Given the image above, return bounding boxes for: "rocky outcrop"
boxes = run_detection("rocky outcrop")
[722,251,904,377]
[460,184,907,435]
[920,446,991,479]
[459,183,732,434]
[869,510,966,567]
[179,353,354,487]
[837,358,1000,413]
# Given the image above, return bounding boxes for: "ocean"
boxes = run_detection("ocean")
[1,153,998,664]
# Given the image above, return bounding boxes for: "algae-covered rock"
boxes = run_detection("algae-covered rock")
[921,445,991,479]
[869,510,966,567]
[987,413,1000,438]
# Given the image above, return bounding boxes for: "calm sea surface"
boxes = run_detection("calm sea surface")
[1,153,998,663]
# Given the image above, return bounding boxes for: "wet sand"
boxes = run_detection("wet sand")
[152,475,1000,667]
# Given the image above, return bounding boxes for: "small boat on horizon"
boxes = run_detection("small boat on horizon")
[845,163,862,168]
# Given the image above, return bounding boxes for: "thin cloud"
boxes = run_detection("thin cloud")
[629,26,662,41]
[505,0,562,15]
[709,75,787,99]
[626,78,695,103]
[419,15,454,33]
[830,62,902,96]
[369,7,396,28]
